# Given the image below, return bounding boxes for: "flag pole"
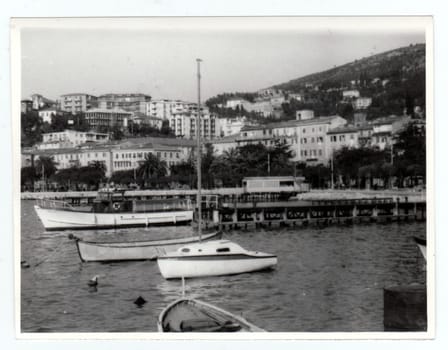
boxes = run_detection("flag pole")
[196,58,202,241]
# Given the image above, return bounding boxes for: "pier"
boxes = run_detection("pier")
[205,196,426,230]
[22,188,426,230]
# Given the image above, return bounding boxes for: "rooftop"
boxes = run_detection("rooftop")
[241,116,343,132]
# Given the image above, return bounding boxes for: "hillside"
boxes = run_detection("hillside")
[273,43,425,91]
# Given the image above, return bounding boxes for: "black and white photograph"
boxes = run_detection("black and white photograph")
[12,16,433,338]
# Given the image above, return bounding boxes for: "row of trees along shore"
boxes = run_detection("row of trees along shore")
[21,123,425,192]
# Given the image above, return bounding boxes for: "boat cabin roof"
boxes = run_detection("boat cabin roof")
[175,240,247,255]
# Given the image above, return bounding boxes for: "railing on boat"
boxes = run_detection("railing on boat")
[133,198,193,212]
[36,198,76,211]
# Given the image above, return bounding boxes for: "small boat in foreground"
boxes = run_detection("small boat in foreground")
[413,236,427,260]
[34,188,193,231]
[158,298,265,332]
[72,231,221,262]
[157,240,278,279]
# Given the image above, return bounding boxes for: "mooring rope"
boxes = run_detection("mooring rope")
[33,239,67,268]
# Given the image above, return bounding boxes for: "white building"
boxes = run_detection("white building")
[370,116,411,150]
[353,97,372,110]
[59,93,98,114]
[38,130,110,150]
[216,117,251,137]
[85,108,133,129]
[225,98,248,109]
[168,111,217,140]
[296,110,314,120]
[326,126,361,157]
[239,115,347,164]
[342,90,360,99]
[38,108,60,123]
[28,137,195,177]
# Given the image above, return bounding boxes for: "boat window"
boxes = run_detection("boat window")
[216,247,230,253]
[181,248,190,253]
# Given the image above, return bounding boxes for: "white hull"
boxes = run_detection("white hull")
[157,254,277,279]
[34,205,193,231]
[75,232,220,262]
[417,244,427,260]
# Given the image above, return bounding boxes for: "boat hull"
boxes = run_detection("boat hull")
[34,205,193,231]
[158,298,265,332]
[157,254,277,279]
[75,232,221,262]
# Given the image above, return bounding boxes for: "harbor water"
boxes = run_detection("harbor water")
[20,200,426,332]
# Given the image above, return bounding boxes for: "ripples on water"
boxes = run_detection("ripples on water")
[20,200,426,332]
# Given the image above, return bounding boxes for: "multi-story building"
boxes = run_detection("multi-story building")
[225,98,249,109]
[326,126,361,157]
[37,130,110,150]
[353,97,372,110]
[85,108,133,129]
[168,110,217,140]
[209,135,239,155]
[239,115,347,164]
[21,99,33,114]
[97,93,151,113]
[370,116,411,150]
[216,117,251,137]
[31,94,57,110]
[38,108,68,124]
[25,137,195,178]
[131,112,163,129]
[59,93,98,114]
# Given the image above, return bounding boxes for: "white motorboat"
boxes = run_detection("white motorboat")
[158,297,265,332]
[73,231,221,262]
[413,236,427,260]
[34,188,193,231]
[157,240,277,279]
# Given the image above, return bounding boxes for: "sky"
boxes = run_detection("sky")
[19,17,427,102]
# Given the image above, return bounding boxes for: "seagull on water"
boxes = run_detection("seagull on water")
[88,275,99,287]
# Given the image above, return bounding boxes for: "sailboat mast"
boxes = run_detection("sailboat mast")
[196,58,202,241]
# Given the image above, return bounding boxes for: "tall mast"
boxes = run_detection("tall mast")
[196,58,202,241]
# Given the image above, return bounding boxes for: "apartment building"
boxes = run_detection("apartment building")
[216,117,251,137]
[31,94,57,110]
[27,137,195,177]
[59,93,98,114]
[85,108,133,129]
[37,130,110,150]
[168,110,217,140]
[370,116,411,150]
[353,97,373,110]
[239,115,347,164]
[97,93,151,113]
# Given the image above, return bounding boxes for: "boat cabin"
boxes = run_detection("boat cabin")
[91,188,193,214]
[91,188,132,213]
[175,240,248,256]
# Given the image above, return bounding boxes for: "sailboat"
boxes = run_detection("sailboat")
[156,59,277,279]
